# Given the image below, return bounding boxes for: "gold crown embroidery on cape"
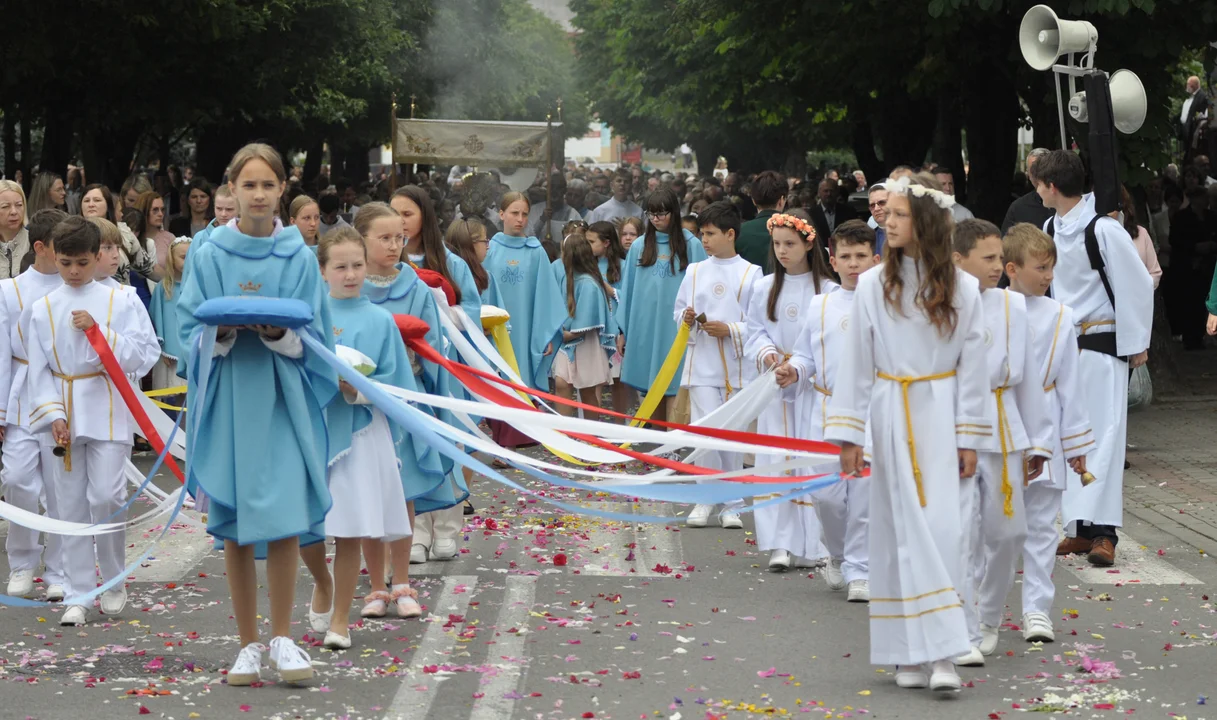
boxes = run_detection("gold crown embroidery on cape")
[239,281,262,293]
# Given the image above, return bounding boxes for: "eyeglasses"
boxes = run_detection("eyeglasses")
[868,200,887,209]
[647,211,672,220]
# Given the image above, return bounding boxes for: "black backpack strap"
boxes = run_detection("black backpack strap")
[1084,215,1116,311]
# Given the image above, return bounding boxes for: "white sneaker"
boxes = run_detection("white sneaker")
[7,569,34,598]
[100,588,127,615]
[768,549,791,571]
[929,660,961,693]
[822,558,846,591]
[45,584,65,602]
[410,543,428,564]
[718,509,743,529]
[323,631,352,650]
[846,579,870,602]
[895,664,929,688]
[268,636,314,684]
[978,623,999,655]
[227,642,266,686]
[1022,612,1055,642]
[60,605,88,626]
[430,538,458,560]
[686,504,713,528]
[308,584,333,634]
[953,646,985,666]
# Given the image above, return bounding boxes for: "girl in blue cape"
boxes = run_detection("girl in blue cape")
[149,237,190,393]
[587,220,632,417]
[616,187,706,422]
[303,228,438,648]
[553,233,617,421]
[176,143,335,686]
[482,192,565,449]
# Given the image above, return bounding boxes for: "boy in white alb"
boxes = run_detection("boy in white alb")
[1003,223,1092,643]
[0,209,68,600]
[25,217,159,626]
[673,202,761,528]
[789,220,879,601]
[89,218,161,378]
[951,219,1052,665]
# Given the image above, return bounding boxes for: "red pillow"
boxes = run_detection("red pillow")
[394,314,432,341]
[414,267,457,307]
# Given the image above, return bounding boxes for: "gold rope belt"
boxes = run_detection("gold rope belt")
[50,370,107,471]
[875,370,957,507]
[994,386,1016,513]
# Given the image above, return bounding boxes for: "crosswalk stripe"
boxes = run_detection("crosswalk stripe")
[578,502,683,577]
[1059,530,1203,585]
[468,576,537,720]
[382,574,477,720]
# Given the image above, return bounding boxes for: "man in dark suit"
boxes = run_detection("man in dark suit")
[808,178,858,239]
[736,170,786,273]
[1001,147,1054,233]
[1182,75,1209,166]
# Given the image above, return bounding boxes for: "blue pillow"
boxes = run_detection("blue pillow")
[194,297,314,329]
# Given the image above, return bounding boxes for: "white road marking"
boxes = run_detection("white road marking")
[1058,530,1203,585]
[382,574,477,720]
[578,502,683,577]
[468,576,537,720]
[128,515,213,582]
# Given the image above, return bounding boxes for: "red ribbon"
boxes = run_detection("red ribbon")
[84,325,185,484]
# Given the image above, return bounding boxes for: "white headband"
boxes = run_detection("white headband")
[881,176,956,210]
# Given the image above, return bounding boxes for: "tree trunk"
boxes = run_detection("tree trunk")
[19,113,32,191]
[83,124,142,190]
[964,60,1019,224]
[303,139,325,188]
[932,91,965,200]
[877,93,936,169]
[849,115,883,187]
[39,106,74,178]
[158,134,172,172]
[3,113,15,179]
[691,137,718,178]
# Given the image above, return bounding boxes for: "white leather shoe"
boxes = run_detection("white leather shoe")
[686,504,713,528]
[323,631,352,650]
[1022,612,1055,642]
[227,643,266,686]
[768,549,791,571]
[895,664,929,688]
[953,646,985,667]
[718,509,743,529]
[100,588,127,615]
[409,543,428,564]
[846,579,870,602]
[60,605,88,626]
[7,569,34,598]
[929,660,961,693]
[308,584,333,634]
[268,636,314,684]
[823,559,846,591]
[430,538,458,560]
[978,623,999,656]
[45,584,65,602]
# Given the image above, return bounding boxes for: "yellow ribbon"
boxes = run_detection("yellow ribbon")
[489,324,536,405]
[144,385,187,411]
[876,370,957,508]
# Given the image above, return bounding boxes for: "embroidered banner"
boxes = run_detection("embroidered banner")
[393,119,559,167]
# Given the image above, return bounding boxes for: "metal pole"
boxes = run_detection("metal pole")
[544,113,553,244]
[409,94,418,179]
[390,92,398,194]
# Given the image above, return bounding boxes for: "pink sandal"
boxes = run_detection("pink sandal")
[391,584,422,618]
[361,590,390,618]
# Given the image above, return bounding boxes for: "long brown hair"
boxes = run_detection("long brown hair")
[394,185,460,303]
[639,188,689,272]
[445,218,490,293]
[766,209,832,322]
[881,172,958,337]
[587,220,624,286]
[563,233,613,317]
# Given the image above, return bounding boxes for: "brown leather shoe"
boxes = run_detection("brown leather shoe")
[1056,536,1093,556]
[1087,538,1116,566]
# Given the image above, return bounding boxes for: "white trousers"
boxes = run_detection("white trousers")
[688,386,743,509]
[813,475,870,583]
[1021,481,1061,615]
[42,440,130,599]
[413,505,463,550]
[961,451,1027,645]
[2,426,63,583]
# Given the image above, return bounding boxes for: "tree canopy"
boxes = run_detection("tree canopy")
[0,0,585,187]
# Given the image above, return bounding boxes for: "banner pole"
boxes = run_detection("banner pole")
[390,92,398,194]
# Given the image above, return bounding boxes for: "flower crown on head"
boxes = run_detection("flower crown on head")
[766,213,817,241]
[171,236,192,248]
[881,176,956,210]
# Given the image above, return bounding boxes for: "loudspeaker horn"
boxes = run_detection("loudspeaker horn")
[1019,4,1098,71]
[1109,69,1147,134]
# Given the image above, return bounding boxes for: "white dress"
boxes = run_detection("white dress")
[325,407,412,541]
[825,258,990,666]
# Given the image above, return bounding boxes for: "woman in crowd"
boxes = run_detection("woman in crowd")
[169,179,215,237]
[0,180,29,280]
[289,195,322,247]
[27,172,67,215]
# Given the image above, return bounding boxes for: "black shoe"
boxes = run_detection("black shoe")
[1124,460,1131,469]
[463,500,475,516]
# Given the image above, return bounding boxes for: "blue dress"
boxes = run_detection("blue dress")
[176,225,337,546]
[483,233,565,390]
[328,296,447,504]
[616,229,706,395]
[149,283,185,376]
[561,273,618,360]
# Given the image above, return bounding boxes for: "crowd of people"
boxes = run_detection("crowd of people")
[0,136,1183,697]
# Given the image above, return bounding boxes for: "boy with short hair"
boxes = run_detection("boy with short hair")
[789,219,880,601]
[675,201,761,528]
[1,208,68,600]
[25,216,160,625]
[1003,223,1092,642]
[951,218,1052,664]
